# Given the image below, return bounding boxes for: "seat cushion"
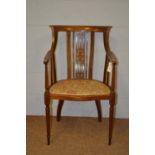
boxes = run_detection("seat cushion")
[50,80,111,100]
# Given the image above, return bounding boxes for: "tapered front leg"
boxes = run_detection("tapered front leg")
[108,93,115,145]
[44,92,51,145]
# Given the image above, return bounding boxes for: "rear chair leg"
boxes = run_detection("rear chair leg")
[95,100,102,122]
[57,100,64,121]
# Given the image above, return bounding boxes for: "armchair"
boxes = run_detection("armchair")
[43,25,118,145]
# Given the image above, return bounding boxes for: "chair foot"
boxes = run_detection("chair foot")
[98,117,102,122]
[57,118,60,122]
[47,137,50,145]
[108,138,111,145]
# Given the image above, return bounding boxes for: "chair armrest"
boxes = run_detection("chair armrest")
[107,51,118,64]
[43,50,52,65]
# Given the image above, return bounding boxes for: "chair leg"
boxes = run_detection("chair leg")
[44,92,51,145]
[108,93,115,145]
[57,100,64,122]
[95,100,102,122]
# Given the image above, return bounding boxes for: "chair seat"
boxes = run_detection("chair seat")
[50,80,111,100]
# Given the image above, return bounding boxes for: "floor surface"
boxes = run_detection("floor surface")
[26,116,129,155]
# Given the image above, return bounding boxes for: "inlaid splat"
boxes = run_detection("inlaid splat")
[73,32,88,79]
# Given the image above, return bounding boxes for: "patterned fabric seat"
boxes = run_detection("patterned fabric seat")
[50,80,111,100]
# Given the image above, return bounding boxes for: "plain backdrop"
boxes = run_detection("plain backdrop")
[26,0,129,118]
[2,0,155,155]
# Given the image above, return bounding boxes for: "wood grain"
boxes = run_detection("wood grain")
[66,32,71,79]
[43,25,118,145]
[89,32,95,79]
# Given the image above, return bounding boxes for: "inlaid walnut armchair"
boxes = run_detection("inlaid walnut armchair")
[43,25,118,145]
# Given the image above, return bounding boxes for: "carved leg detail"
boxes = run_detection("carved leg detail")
[95,100,102,122]
[108,93,115,145]
[57,100,64,122]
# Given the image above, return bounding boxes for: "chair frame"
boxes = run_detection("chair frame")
[43,25,118,145]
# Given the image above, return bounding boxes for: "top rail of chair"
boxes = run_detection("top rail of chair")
[49,25,112,32]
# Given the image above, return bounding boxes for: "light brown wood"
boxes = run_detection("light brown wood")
[50,94,110,101]
[107,51,118,64]
[51,28,58,84]
[43,25,118,145]
[57,100,64,121]
[109,92,115,145]
[111,64,116,91]
[51,54,54,85]
[95,100,102,122]
[49,25,112,32]
[45,65,49,90]
[103,28,111,52]
[66,32,71,79]
[44,65,51,145]
[44,27,58,65]
[89,32,95,79]
[52,52,57,83]
[45,103,50,145]
[85,38,88,78]
[103,55,108,83]
[72,32,75,78]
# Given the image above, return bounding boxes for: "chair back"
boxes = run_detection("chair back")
[49,25,112,80]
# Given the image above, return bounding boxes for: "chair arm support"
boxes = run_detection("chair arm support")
[107,51,118,64]
[103,51,118,91]
[44,26,57,65]
[43,49,57,87]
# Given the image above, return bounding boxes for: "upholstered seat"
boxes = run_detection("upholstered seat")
[50,80,111,100]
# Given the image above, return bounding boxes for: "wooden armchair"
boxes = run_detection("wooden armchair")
[43,25,118,145]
